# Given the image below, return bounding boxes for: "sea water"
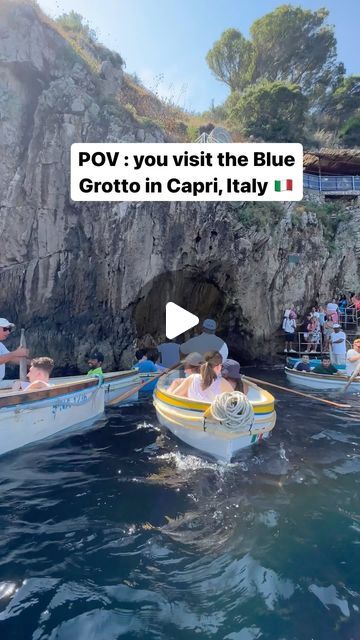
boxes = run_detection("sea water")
[0,369,358,640]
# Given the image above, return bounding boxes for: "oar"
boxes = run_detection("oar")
[243,375,351,409]
[19,328,27,382]
[339,361,360,395]
[107,362,181,407]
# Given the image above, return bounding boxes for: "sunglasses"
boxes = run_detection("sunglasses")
[2,327,12,332]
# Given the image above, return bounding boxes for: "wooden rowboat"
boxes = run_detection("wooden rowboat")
[54,370,141,405]
[0,378,104,457]
[153,376,276,462]
[285,366,360,391]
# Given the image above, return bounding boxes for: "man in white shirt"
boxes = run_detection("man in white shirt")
[0,318,29,381]
[282,312,297,353]
[346,338,360,377]
[329,324,346,365]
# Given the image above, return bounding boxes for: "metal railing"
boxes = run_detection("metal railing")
[303,173,360,193]
[286,331,356,356]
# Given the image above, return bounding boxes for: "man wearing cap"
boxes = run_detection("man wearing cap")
[180,319,228,360]
[0,318,29,381]
[329,324,347,366]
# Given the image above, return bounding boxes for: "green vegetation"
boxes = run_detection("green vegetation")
[292,202,347,250]
[226,81,308,142]
[55,10,97,40]
[231,202,284,230]
[205,5,357,146]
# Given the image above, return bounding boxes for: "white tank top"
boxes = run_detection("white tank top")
[188,374,222,402]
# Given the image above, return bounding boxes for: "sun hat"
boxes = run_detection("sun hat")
[0,318,15,328]
[222,359,241,380]
[183,352,204,367]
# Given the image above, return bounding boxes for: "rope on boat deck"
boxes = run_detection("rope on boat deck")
[208,392,255,432]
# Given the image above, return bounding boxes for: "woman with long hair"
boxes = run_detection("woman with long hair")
[174,351,233,401]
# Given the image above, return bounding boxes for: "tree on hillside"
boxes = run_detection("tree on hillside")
[250,6,343,102]
[206,5,344,106]
[339,113,360,147]
[322,75,360,127]
[226,81,308,142]
[206,28,254,92]
[56,11,97,41]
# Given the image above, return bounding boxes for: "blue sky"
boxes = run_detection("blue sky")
[38,0,359,112]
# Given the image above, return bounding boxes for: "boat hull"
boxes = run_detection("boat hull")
[45,370,140,406]
[285,366,360,391]
[0,381,104,456]
[153,381,276,462]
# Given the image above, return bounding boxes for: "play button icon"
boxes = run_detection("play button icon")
[165,302,199,340]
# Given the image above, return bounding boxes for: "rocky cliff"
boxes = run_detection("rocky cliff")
[0,1,359,371]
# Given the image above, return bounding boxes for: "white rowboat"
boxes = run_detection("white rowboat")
[55,370,141,405]
[0,378,104,457]
[153,376,276,462]
[284,366,360,391]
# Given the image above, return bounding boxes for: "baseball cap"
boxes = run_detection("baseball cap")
[0,318,15,328]
[89,351,104,362]
[202,318,217,332]
[333,323,341,328]
[183,352,204,367]
[222,359,241,380]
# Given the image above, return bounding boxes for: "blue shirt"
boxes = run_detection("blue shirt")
[136,360,158,373]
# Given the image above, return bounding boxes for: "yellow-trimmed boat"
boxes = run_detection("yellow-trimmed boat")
[153,375,276,461]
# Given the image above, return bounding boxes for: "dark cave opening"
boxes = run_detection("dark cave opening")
[133,269,252,362]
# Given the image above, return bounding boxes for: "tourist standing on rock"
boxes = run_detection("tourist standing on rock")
[282,311,297,353]
[0,318,29,381]
[329,324,347,365]
[346,338,360,376]
[180,319,228,360]
[326,299,339,323]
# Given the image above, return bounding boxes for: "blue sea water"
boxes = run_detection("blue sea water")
[0,369,359,640]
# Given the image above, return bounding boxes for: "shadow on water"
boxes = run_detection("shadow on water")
[0,369,359,639]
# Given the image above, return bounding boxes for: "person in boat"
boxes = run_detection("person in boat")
[174,351,233,401]
[0,318,29,381]
[167,352,204,394]
[294,354,311,372]
[133,348,146,367]
[180,319,228,360]
[87,351,104,380]
[136,348,162,392]
[312,356,339,376]
[221,359,249,394]
[346,338,360,377]
[25,357,54,391]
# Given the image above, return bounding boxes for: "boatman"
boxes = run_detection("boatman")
[346,338,360,376]
[180,319,228,361]
[0,318,29,381]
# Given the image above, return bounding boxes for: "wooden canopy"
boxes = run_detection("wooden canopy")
[303,148,360,175]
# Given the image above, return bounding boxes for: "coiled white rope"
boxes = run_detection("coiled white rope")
[209,392,255,432]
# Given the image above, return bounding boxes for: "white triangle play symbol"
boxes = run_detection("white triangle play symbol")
[165,302,199,340]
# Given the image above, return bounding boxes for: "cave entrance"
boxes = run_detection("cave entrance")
[133,269,226,345]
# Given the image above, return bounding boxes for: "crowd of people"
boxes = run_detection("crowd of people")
[283,293,360,362]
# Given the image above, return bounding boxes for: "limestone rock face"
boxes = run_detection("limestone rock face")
[0,2,359,370]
